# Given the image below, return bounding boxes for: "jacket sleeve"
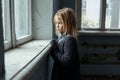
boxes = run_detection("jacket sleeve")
[51,37,77,66]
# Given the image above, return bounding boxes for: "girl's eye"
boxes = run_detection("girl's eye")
[55,22,58,25]
[58,22,62,24]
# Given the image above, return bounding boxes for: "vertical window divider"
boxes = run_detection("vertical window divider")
[99,0,107,31]
[76,0,82,30]
[10,0,16,48]
[28,0,32,37]
[2,0,12,50]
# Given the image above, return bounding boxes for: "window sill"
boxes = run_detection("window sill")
[5,40,51,80]
[78,31,120,35]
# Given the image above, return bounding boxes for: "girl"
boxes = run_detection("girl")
[50,8,80,80]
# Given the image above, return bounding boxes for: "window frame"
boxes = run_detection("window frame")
[2,0,32,50]
[2,0,12,50]
[76,0,120,33]
[10,0,32,47]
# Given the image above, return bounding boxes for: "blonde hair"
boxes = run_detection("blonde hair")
[54,8,78,40]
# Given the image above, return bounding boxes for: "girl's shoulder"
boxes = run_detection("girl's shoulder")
[59,34,76,43]
[64,35,76,42]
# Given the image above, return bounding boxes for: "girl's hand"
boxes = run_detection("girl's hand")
[50,39,58,53]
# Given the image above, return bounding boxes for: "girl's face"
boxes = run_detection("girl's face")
[54,16,64,34]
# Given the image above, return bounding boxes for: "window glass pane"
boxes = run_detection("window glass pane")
[81,0,101,29]
[14,0,29,39]
[105,0,120,30]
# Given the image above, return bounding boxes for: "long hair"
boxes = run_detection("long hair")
[54,8,78,40]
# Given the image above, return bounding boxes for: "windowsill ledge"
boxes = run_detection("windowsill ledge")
[78,31,120,35]
[5,40,51,80]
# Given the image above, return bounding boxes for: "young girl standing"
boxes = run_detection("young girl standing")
[50,8,80,80]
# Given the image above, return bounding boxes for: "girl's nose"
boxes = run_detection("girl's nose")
[56,23,59,28]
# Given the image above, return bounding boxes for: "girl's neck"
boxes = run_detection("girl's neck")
[58,32,72,38]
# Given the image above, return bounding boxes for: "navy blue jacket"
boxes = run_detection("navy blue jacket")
[50,35,80,80]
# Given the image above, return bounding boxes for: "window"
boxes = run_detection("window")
[81,0,100,29]
[2,0,32,50]
[105,0,120,30]
[77,0,120,31]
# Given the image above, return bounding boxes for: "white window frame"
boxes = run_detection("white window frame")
[2,0,12,50]
[2,0,32,50]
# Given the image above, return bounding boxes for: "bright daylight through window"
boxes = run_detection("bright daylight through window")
[81,0,120,31]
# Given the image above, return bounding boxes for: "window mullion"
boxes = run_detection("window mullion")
[99,0,106,31]
[28,0,32,36]
[76,0,82,30]
[2,0,12,50]
[10,0,16,48]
